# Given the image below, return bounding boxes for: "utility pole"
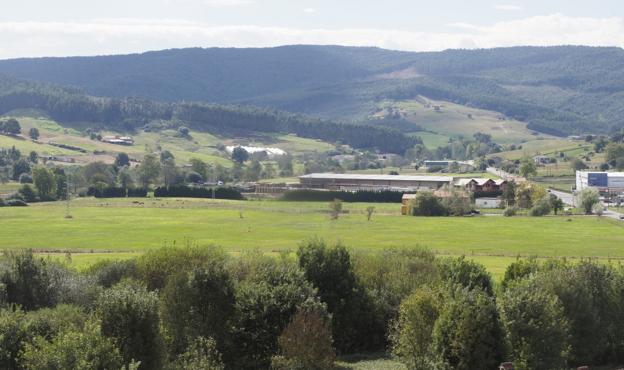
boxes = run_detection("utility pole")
[65,174,72,219]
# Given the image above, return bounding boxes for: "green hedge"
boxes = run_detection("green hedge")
[281,189,407,203]
[88,187,148,198]
[153,185,244,200]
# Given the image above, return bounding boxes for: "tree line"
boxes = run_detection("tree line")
[0,77,418,153]
[1,241,623,370]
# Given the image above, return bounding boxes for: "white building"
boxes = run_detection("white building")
[576,171,624,192]
[475,197,502,209]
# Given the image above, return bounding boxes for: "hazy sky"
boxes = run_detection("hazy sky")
[1,0,623,58]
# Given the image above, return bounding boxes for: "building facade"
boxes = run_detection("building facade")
[576,171,624,193]
[299,173,453,191]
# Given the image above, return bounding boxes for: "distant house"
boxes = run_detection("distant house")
[423,160,475,172]
[299,173,453,192]
[102,135,134,146]
[454,178,507,193]
[533,155,551,165]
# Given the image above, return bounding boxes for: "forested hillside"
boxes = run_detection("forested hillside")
[1,45,624,135]
[0,76,418,153]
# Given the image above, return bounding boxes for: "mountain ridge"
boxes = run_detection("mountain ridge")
[1,45,624,135]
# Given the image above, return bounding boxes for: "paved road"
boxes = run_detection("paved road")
[548,189,624,221]
[548,189,575,206]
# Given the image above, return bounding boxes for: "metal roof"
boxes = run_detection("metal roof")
[299,173,453,182]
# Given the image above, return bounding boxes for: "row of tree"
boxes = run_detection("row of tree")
[2,241,624,369]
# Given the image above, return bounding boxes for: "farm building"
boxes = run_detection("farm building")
[299,173,453,191]
[423,160,475,172]
[102,136,134,145]
[576,171,624,193]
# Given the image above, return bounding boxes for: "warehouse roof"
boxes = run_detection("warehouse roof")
[299,173,453,182]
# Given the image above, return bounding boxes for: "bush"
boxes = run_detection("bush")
[230,258,321,369]
[161,263,236,358]
[0,251,55,310]
[18,173,32,184]
[390,287,441,370]
[127,187,148,197]
[579,188,600,215]
[437,256,494,296]
[272,307,336,370]
[410,192,448,216]
[96,282,164,370]
[170,337,224,370]
[282,189,406,203]
[86,259,137,288]
[503,206,518,217]
[21,322,123,370]
[154,185,244,200]
[6,199,27,206]
[432,286,506,370]
[18,184,38,203]
[135,246,227,291]
[297,239,382,353]
[499,280,570,370]
[529,196,552,216]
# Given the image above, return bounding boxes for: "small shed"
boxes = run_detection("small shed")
[475,197,502,209]
[401,193,417,215]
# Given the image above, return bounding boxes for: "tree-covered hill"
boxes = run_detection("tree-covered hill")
[0,76,418,153]
[1,45,624,135]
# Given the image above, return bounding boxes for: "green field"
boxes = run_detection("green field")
[377,98,545,144]
[2,198,623,279]
[0,116,338,167]
[492,139,591,160]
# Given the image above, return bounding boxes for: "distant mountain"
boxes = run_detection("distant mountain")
[1,45,624,135]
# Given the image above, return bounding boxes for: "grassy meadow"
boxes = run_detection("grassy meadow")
[2,197,623,279]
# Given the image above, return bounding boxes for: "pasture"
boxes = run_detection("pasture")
[2,197,623,279]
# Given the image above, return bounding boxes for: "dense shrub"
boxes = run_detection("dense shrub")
[0,251,55,310]
[86,259,137,288]
[160,263,236,358]
[135,246,227,291]
[169,337,224,370]
[18,185,38,203]
[272,307,336,370]
[432,286,506,370]
[410,191,448,216]
[230,257,322,369]
[96,282,164,370]
[534,262,624,365]
[354,249,439,344]
[127,187,148,197]
[154,185,244,200]
[21,322,123,370]
[282,189,406,203]
[499,280,570,370]
[529,196,552,216]
[503,206,518,217]
[390,287,441,370]
[437,256,494,296]
[297,239,383,353]
[18,173,32,184]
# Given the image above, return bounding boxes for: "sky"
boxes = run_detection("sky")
[1,0,623,59]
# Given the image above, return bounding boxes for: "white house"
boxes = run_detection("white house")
[475,197,502,208]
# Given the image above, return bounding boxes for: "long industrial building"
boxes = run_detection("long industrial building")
[576,171,624,193]
[298,173,453,191]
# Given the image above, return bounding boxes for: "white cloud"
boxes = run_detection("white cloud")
[494,4,522,11]
[303,8,316,13]
[0,14,623,59]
